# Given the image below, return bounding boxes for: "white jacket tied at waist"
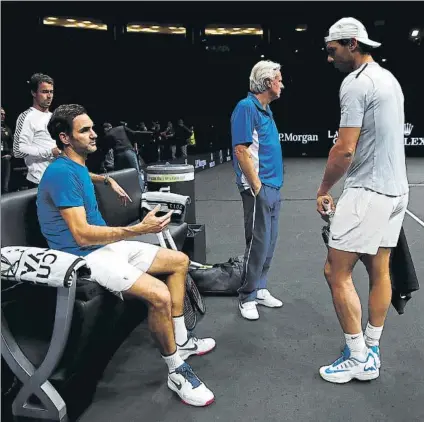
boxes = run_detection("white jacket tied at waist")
[1,247,91,288]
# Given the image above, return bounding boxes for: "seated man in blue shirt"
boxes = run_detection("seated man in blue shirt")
[37,104,215,407]
[231,60,285,321]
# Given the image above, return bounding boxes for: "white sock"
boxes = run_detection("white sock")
[173,315,188,345]
[344,332,368,360]
[364,322,383,347]
[162,350,184,373]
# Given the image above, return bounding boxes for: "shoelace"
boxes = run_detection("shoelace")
[176,363,201,388]
[186,332,199,343]
[332,346,350,367]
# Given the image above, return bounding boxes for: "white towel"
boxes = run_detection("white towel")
[1,247,91,288]
[141,191,190,223]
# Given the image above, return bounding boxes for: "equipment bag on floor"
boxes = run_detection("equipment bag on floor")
[189,256,244,296]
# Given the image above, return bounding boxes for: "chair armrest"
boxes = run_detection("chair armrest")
[1,275,77,421]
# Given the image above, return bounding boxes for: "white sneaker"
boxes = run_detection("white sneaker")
[168,362,215,407]
[319,346,379,384]
[256,289,283,308]
[368,345,381,369]
[239,301,259,320]
[178,334,216,360]
[341,344,381,369]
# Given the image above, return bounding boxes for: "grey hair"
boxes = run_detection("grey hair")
[249,60,281,94]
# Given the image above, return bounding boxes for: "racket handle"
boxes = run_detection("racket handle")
[322,198,335,219]
[323,199,331,212]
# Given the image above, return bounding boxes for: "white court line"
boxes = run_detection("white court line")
[409,184,424,187]
[406,209,424,228]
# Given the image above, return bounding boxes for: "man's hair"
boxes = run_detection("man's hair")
[337,39,374,55]
[48,104,87,149]
[29,73,54,93]
[249,60,281,94]
[103,122,112,131]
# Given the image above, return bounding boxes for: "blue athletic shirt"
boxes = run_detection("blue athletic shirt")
[231,92,283,191]
[37,156,107,257]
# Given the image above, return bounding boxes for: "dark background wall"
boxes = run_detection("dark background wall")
[2,1,423,156]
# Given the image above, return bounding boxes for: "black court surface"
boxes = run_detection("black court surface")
[79,158,423,422]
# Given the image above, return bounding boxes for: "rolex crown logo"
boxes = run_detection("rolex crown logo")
[404,123,414,136]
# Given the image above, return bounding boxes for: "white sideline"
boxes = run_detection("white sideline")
[406,209,424,228]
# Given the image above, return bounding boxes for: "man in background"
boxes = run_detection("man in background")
[231,60,285,321]
[13,73,61,187]
[175,119,192,158]
[104,122,145,191]
[1,107,13,193]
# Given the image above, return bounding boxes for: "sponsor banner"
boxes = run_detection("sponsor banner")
[279,131,323,157]
[146,173,194,183]
[279,132,319,144]
[327,123,423,148]
[226,148,232,162]
[181,150,233,174]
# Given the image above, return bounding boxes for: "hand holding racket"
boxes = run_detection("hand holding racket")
[317,194,335,222]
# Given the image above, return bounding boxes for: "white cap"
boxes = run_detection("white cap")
[325,17,381,48]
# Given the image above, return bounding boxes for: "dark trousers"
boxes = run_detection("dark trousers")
[115,149,145,192]
[1,156,11,193]
[238,185,281,303]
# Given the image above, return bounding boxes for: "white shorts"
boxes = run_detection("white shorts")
[85,240,160,294]
[328,188,409,255]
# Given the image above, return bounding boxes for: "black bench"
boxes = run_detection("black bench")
[1,168,189,421]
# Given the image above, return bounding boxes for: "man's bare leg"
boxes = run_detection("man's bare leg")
[360,248,392,353]
[124,253,215,407]
[319,247,379,384]
[147,249,189,317]
[125,273,176,355]
[324,247,361,334]
[361,248,392,327]
[147,247,216,359]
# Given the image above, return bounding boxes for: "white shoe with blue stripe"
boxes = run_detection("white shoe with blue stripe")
[319,345,379,384]
[369,345,381,369]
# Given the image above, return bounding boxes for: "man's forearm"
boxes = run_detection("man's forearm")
[15,142,53,160]
[89,172,107,183]
[78,223,149,246]
[235,148,261,189]
[318,144,354,195]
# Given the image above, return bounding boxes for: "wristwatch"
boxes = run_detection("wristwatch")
[104,175,110,185]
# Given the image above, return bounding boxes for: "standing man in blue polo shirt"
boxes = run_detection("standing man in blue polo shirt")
[231,60,284,320]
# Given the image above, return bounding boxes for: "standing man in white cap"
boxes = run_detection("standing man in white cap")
[316,18,409,383]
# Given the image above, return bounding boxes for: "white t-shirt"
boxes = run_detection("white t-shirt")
[339,62,409,197]
[13,107,56,184]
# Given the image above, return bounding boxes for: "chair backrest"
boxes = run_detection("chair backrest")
[1,168,143,248]
[1,189,48,248]
[94,168,142,227]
